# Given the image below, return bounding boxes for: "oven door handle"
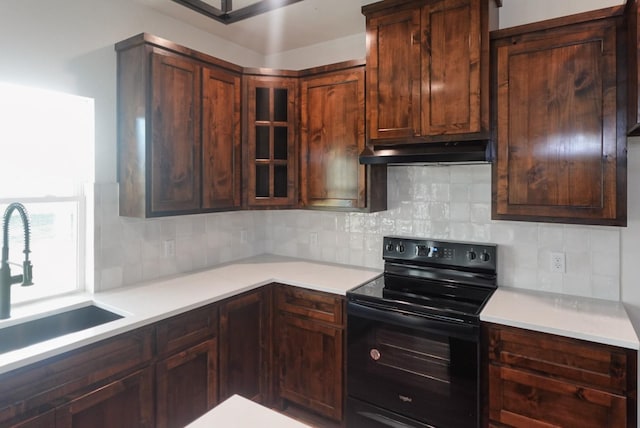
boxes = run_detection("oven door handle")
[347,301,479,341]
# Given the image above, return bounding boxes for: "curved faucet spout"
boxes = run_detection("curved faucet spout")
[1,203,34,319]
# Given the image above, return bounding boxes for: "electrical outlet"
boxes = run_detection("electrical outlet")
[309,231,318,246]
[550,252,565,273]
[163,239,175,258]
[240,229,248,244]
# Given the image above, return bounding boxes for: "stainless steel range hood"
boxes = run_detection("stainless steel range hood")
[359,140,494,165]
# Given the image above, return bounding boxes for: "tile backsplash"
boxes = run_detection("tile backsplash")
[95,164,621,301]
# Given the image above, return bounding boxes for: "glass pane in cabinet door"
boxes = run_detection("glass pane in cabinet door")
[256,126,270,159]
[256,87,270,121]
[274,88,288,122]
[274,126,288,160]
[256,165,270,197]
[274,165,287,198]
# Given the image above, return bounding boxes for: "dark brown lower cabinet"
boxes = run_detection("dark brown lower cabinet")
[277,314,343,421]
[154,302,218,428]
[0,284,345,427]
[485,323,637,428]
[56,368,153,428]
[0,327,154,428]
[155,340,218,428]
[275,285,345,422]
[219,287,272,404]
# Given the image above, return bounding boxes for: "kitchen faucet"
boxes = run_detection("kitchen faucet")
[0,203,33,319]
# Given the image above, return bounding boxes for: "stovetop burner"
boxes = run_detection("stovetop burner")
[347,236,498,324]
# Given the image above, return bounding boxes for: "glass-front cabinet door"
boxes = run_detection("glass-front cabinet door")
[243,75,298,208]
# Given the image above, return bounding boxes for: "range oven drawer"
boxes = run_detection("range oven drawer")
[347,301,480,428]
[346,397,433,428]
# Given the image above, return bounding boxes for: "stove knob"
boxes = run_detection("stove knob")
[385,243,395,252]
[397,244,405,253]
[467,251,477,261]
[480,252,491,262]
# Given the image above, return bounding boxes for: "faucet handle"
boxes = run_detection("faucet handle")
[22,260,33,286]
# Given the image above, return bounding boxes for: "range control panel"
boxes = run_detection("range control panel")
[383,235,497,271]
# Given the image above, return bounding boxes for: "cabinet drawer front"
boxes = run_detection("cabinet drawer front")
[488,324,629,392]
[489,365,627,428]
[156,304,218,356]
[276,285,343,325]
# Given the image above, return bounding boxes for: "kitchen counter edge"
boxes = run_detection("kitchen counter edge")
[481,287,640,350]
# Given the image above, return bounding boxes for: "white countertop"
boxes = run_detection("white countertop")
[0,255,382,375]
[481,287,640,350]
[1,255,638,377]
[186,394,311,428]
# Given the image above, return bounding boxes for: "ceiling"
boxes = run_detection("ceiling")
[136,0,377,55]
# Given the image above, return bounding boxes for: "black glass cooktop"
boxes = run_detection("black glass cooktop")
[347,236,498,325]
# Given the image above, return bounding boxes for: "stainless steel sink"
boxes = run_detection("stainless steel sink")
[0,305,123,354]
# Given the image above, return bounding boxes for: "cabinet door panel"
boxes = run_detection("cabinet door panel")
[243,76,298,208]
[367,8,421,140]
[492,18,624,225]
[156,339,218,428]
[278,314,343,421]
[56,368,153,428]
[422,0,483,135]
[219,289,271,404]
[151,51,202,214]
[202,66,241,210]
[301,67,366,209]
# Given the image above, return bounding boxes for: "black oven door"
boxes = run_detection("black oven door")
[347,301,480,428]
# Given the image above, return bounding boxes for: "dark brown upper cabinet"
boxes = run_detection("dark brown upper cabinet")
[299,62,386,212]
[491,7,627,226]
[362,0,497,144]
[242,74,299,208]
[116,33,242,217]
[628,0,640,135]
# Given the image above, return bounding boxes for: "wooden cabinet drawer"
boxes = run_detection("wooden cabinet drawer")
[275,285,343,325]
[487,324,631,393]
[489,364,627,428]
[156,304,218,356]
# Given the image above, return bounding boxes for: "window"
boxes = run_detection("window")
[0,82,94,304]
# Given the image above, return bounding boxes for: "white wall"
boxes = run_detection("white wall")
[0,0,635,303]
[499,0,624,28]
[264,33,366,69]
